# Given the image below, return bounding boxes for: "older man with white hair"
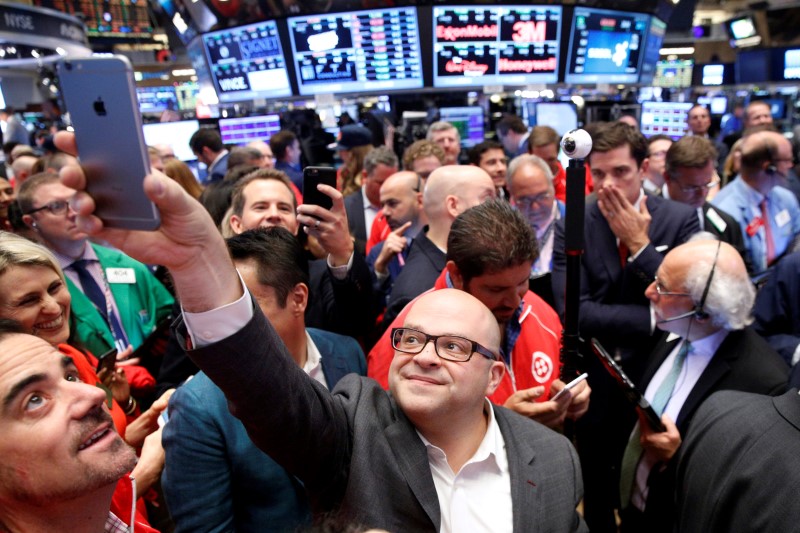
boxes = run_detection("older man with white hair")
[616,237,788,533]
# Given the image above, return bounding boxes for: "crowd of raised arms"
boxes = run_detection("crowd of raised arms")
[0,99,799,533]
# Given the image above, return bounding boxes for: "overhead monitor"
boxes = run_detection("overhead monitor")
[783,49,800,80]
[639,101,693,140]
[639,17,666,85]
[438,106,485,148]
[287,7,423,96]
[524,102,578,137]
[725,14,761,47]
[33,0,153,38]
[565,8,650,84]
[432,5,562,88]
[701,64,725,86]
[736,48,771,84]
[218,114,282,146]
[137,86,178,114]
[202,20,292,102]
[653,60,694,88]
[142,120,200,162]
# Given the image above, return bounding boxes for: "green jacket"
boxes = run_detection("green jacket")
[68,243,174,356]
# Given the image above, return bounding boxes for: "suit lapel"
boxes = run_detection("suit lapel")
[641,333,679,389]
[773,390,800,433]
[587,203,621,280]
[496,410,539,533]
[384,411,441,529]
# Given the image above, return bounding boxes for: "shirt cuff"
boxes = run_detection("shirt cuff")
[375,268,390,282]
[183,272,253,348]
[327,251,354,280]
[628,242,649,263]
[792,344,800,367]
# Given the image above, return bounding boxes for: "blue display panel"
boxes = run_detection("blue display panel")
[639,17,666,85]
[565,7,650,84]
[432,5,562,87]
[202,20,292,102]
[287,7,423,96]
[219,114,282,145]
[439,106,485,148]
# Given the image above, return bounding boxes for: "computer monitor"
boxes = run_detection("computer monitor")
[737,49,771,84]
[653,60,694,88]
[639,102,693,140]
[202,20,292,102]
[137,86,178,114]
[565,8,650,84]
[783,49,800,80]
[701,64,725,86]
[287,7,423,96]
[432,5,562,88]
[639,17,666,85]
[142,120,201,162]
[725,14,759,46]
[527,102,578,137]
[33,0,153,38]
[218,114,282,146]
[438,106,485,148]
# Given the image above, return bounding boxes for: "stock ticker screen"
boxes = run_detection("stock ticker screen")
[432,6,562,87]
[202,20,292,102]
[565,7,650,84]
[287,7,424,96]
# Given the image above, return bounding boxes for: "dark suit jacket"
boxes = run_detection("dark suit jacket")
[677,388,800,533]
[701,202,749,271]
[383,230,446,327]
[552,195,701,360]
[162,328,366,533]
[344,190,369,257]
[754,251,800,365]
[186,306,588,532]
[208,152,229,183]
[630,328,788,533]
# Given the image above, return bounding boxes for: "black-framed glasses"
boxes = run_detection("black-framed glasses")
[653,276,692,297]
[26,199,70,216]
[675,178,720,195]
[515,193,554,210]
[391,327,498,362]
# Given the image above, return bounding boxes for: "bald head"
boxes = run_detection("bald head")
[10,155,38,189]
[406,289,501,357]
[380,171,423,230]
[423,165,496,223]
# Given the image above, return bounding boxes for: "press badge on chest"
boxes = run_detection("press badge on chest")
[106,268,136,284]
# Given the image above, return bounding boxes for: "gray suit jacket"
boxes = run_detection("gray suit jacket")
[186,305,587,532]
[677,388,800,533]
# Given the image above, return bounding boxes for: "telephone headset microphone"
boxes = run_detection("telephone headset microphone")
[657,240,721,324]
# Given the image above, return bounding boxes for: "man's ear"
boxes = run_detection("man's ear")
[641,157,652,175]
[445,194,460,219]
[485,360,506,396]
[229,214,244,235]
[22,214,35,229]
[446,260,464,290]
[290,283,309,316]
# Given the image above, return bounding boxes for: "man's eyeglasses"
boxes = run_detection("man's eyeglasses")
[674,178,720,195]
[391,327,499,362]
[647,150,668,159]
[515,193,553,210]
[653,276,691,297]
[26,200,70,216]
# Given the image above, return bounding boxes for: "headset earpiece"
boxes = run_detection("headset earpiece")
[766,164,778,175]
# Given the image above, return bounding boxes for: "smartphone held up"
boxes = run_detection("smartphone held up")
[56,55,161,230]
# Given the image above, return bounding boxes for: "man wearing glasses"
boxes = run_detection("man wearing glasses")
[17,173,174,360]
[712,129,800,275]
[507,154,563,309]
[663,136,748,272]
[616,238,787,533]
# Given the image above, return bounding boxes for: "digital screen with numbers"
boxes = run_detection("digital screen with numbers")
[565,7,650,84]
[432,6,561,88]
[287,7,423,96]
[202,20,292,102]
[33,0,153,38]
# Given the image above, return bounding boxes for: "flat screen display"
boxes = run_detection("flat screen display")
[287,7,423,96]
[218,114,282,146]
[640,102,693,140]
[702,64,725,86]
[432,6,562,87]
[653,60,693,88]
[202,20,292,102]
[565,8,650,84]
[639,17,666,85]
[737,49,771,84]
[34,0,153,38]
[137,86,178,114]
[533,102,578,137]
[142,120,200,162]
[439,106,485,148]
[727,16,757,40]
[784,49,800,80]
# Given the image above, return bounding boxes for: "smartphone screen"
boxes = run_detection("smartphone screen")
[302,166,337,211]
[56,56,161,230]
[96,348,118,376]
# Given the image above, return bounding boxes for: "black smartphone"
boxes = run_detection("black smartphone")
[590,338,666,432]
[56,55,161,230]
[96,348,118,376]
[302,166,337,211]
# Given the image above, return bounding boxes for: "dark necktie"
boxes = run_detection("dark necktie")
[70,259,128,349]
